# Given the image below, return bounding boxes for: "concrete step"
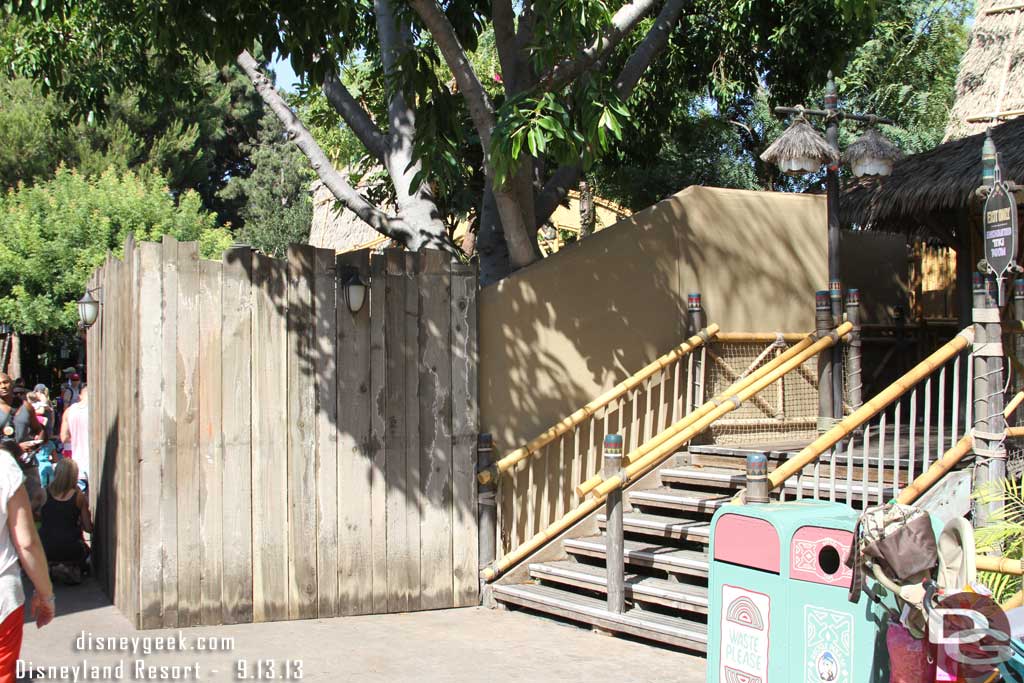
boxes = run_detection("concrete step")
[659,466,896,500]
[598,511,711,545]
[491,582,708,652]
[530,560,709,614]
[564,536,709,578]
[628,487,731,515]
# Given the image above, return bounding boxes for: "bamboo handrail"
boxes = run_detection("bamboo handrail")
[977,555,1023,576]
[1002,590,1023,611]
[592,323,853,500]
[575,331,817,498]
[1007,426,1024,438]
[897,434,973,505]
[1005,391,1024,419]
[714,332,805,343]
[767,326,975,490]
[481,325,848,583]
[477,324,720,486]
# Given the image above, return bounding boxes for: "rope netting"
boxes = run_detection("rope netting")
[703,340,820,445]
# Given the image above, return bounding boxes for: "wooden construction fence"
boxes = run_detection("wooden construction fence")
[86,236,479,629]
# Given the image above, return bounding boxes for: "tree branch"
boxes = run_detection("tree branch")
[614,0,688,98]
[321,74,387,161]
[538,0,661,92]
[492,0,520,92]
[407,0,496,149]
[535,0,689,226]
[236,50,411,245]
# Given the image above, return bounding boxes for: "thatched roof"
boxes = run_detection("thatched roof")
[840,116,1024,240]
[944,1,1024,141]
[760,117,839,169]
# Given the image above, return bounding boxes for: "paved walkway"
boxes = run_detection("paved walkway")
[19,580,707,682]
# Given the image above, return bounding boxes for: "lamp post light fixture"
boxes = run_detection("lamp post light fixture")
[77,288,101,329]
[343,270,368,315]
[761,71,900,426]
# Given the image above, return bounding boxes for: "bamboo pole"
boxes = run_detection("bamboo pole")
[715,332,806,343]
[1002,590,1024,611]
[482,324,848,583]
[1005,391,1024,419]
[477,324,720,486]
[768,327,975,490]
[592,323,853,500]
[976,555,1023,576]
[896,434,973,505]
[575,331,817,498]
[1007,426,1024,438]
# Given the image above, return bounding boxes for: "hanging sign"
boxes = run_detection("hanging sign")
[983,180,1018,305]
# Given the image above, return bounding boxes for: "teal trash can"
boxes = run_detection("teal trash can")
[707,500,890,683]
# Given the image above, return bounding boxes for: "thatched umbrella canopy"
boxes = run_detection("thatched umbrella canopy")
[944,1,1024,142]
[760,116,839,174]
[840,116,1024,242]
[843,128,903,177]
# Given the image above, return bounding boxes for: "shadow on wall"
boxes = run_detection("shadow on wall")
[479,186,828,451]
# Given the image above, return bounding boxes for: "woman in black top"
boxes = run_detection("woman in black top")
[39,459,92,583]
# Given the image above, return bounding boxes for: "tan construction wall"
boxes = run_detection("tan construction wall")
[479,186,829,450]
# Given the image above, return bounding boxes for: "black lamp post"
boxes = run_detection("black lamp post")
[761,71,901,424]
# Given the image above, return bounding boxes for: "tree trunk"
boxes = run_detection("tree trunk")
[478,181,512,285]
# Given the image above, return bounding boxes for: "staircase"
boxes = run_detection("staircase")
[490,444,902,652]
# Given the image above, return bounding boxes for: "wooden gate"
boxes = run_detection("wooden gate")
[86,236,479,629]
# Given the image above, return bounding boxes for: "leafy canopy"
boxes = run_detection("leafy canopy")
[0,167,232,334]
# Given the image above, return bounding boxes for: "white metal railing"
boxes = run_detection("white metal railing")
[780,348,973,505]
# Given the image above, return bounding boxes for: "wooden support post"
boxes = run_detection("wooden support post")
[603,434,625,615]
[687,294,705,414]
[745,453,769,504]
[830,283,844,421]
[845,289,863,415]
[816,290,834,432]
[1015,280,1024,414]
[477,434,496,575]
[973,273,1007,530]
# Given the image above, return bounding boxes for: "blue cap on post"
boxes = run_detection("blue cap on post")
[973,272,985,291]
[687,293,702,311]
[745,453,770,503]
[1015,279,1024,300]
[815,290,830,310]
[746,453,767,476]
[603,434,624,454]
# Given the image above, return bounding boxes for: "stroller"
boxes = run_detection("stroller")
[851,505,1024,682]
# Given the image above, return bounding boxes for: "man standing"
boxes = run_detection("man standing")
[0,374,45,514]
[59,384,89,493]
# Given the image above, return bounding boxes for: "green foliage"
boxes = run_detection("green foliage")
[0,167,231,334]
[220,111,314,258]
[973,475,1023,603]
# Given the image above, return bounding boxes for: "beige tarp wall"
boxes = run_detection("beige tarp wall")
[479,186,828,449]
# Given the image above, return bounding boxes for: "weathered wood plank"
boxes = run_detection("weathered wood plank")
[312,247,339,618]
[220,246,254,625]
[250,253,288,622]
[159,236,180,627]
[367,254,388,614]
[404,252,422,611]
[286,244,319,620]
[175,240,201,627]
[450,261,479,606]
[127,236,141,627]
[417,251,453,610]
[337,250,373,616]
[384,250,410,613]
[198,259,224,625]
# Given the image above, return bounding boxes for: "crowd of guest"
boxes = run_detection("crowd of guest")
[0,367,91,587]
